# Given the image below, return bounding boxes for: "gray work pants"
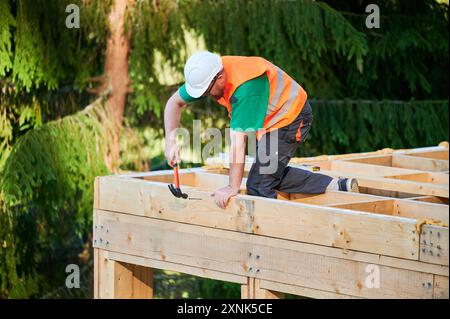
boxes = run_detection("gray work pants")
[246,100,333,198]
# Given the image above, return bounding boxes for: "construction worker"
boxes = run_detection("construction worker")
[164,51,359,209]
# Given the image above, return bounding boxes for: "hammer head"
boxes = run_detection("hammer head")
[168,184,188,199]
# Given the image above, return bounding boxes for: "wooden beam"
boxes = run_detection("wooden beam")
[330,199,449,224]
[93,210,442,298]
[358,187,424,199]
[259,280,360,299]
[345,175,448,198]
[286,165,448,198]
[344,155,393,166]
[289,191,385,206]
[403,150,449,161]
[94,177,100,210]
[341,154,449,172]
[94,248,100,299]
[420,225,449,266]
[392,155,449,172]
[386,172,448,185]
[108,251,247,284]
[330,200,396,216]
[114,262,153,299]
[395,201,449,224]
[408,196,448,205]
[97,176,420,259]
[433,275,449,299]
[319,159,425,177]
[96,249,115,299]
[241,277,254,299]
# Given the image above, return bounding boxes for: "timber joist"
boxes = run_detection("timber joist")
[93,143,449,299]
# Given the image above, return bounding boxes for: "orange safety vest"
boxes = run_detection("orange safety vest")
[216,56,307,139]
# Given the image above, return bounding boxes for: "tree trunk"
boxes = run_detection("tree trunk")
[102,0,133,171]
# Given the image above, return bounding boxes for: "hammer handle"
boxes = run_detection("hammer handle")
[173,163,180,188]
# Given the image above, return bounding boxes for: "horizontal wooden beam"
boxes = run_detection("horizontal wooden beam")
[136,169,449,223]
[93,210,442,298]
[308,168,449,198]
[107,251,247,284]
[401,150,449,161]
[288,190,389,205]
[408,196,448,205]
[97,176,420,259]
[392,155,449,172]
[340,154,449,172]
[330,199,449,225]
[259,279,360,299]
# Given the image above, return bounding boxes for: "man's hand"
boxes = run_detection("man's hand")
[212,185,239,209]
[164,141,180,167]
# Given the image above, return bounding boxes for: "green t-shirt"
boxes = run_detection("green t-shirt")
[179,74,269,131]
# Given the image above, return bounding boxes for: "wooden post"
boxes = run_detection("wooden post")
[95,249,153,299]
[241,277,254,299]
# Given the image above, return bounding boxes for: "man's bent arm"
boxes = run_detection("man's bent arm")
[164,90,187,164]
[228,130,247,192]
[164,90,186,141]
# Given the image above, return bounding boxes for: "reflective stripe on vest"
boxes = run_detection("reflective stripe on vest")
[266,75,301,128]
[267,66,284,114]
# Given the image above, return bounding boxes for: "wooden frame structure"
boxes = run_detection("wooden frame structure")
[93,143,449,299]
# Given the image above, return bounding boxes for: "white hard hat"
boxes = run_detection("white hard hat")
[184,51,222,98]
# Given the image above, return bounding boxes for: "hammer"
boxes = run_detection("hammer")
[168,163,188,199]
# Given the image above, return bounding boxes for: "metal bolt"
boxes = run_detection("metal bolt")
[256,255,260,260]
[106,241,109,246]
[437,253,441,257]
[437,232,441,238]
[106,229,109,233]
[99,238,103,243]
[248,252,252,257]
[94,239,97,244]
[427,282,432,288]
[249,267,253,272]
[423,240,426,244]
[422,248,426,253]
[101,225,104,229]
[437,245,441,250]
[256,269,260,273]
[430,250,433,256]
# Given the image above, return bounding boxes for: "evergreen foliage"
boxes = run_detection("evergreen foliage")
[305,99,449,155]
[0,0,111,91]
[0,0,448,298]
[0,98,111,297]
[127,0,187,119]
[329,0,449,99]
